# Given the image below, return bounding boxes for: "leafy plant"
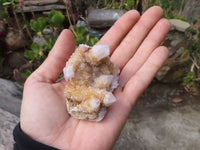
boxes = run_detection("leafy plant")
[30,10,65,37]
[193,19,198,25]
[24,42,44,64]
[183,71,194,86]
[23,35,58,80]
[2,0,25,38]
[30,17,47,36]
[189,28,197,36]
[174,16,188,22]
[28,10,64,61]
[0,10,8,20]
[148,0,186,19]
[125,0,135,10]
[22,9,65,80]
[21,70,32,79]
[1,0,19,6]
[72,26,99,46]
[42,36,57,52]
[48,10,65,28]
[0,0,12,26]
[189,44,198,53]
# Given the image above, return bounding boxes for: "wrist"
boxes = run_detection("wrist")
[13,123,59,150]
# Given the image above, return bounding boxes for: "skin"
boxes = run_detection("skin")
[20,6,171,150]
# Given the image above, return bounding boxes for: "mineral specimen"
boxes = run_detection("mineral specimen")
[63,44,120,121]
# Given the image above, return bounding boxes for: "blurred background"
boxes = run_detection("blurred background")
[0,0,199,93]
[0,0,200,150]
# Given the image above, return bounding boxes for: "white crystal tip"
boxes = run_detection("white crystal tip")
[63,65,74,81]
[103,92,116,107]
[91,44,110,61]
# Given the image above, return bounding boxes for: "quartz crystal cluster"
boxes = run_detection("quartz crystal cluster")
[63,44,120,121]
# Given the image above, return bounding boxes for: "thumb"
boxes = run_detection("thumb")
[34,29,76,83]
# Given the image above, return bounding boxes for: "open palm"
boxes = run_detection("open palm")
[20,6,170,150]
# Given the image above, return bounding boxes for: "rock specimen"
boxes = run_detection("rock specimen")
[169,19,190,32]
[88,8,126,29]
[63,44,120,121]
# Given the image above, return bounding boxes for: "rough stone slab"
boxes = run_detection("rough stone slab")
[169,19,190,32]
[0,78,22,117]
[113,104,200,150]
[15,4,65,12]
[181,0,200,23]
[0,108,19,150]
[87,8,126,28]
[23,0,62,6]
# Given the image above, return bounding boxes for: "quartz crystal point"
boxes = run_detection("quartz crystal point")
[63,44,120,121]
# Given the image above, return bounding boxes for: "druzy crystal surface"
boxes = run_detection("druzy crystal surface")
[63,44,120,121]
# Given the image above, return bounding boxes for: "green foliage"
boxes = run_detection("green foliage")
[189,28,197,36]
[24,42,46,70]
[0,10,8,19]
[42,36,57,52]
[189,43,198,53]
[30,17,46,34]
[30,20,39,32]
[148,0,184,19]
[24,35,58,72]
[1,0,18,6]
[104,0,135,10]
[0,0,5,6]
[73,26,99,46]
[21,70,32,79]
[30,10,65,36]
[24,42,43,63]
[125,0,135,10]
[38,17,47,31]
[111,2,119,9]
[23,10,65,80]
[48,10,65,27]
[193,19,198,25]
[183,71,194,86]
[174,16,188,22]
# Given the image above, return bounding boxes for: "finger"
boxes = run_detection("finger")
[97,10,140,54]
[111,6,163,69]
[33,29,76,83]
[101,47,168,131]
[123,46,169,106]
[119,18,171,86]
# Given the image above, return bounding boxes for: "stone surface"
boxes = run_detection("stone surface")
[23,0,62,6]
[0,78,22,117]
[7,52,26,69]
[156,31,191,83]
[15,4,66,12]
[0,78,21,150]
[0,108,19,150]
[113,82,200,150]
[114,104,200,150]
[5,28,27,51]
[169,19,190,32]
[87,8,126,28]
[181,0,200,23]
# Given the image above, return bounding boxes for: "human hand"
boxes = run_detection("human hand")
[20,6,170,150]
